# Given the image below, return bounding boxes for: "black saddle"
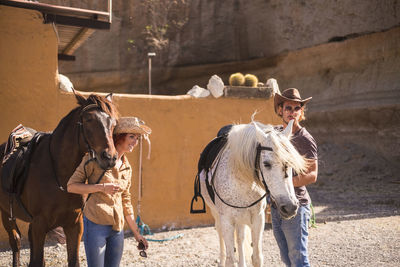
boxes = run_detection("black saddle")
[190,125,232,214]
[1,128,47,217]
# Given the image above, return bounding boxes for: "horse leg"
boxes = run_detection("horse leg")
[213,212,226,267]
[220,217,237,267]
[250,211,265,267]
[236,224,247,267]
[28,220,47,267]
[63,216,83,267]
[1,211,21,267]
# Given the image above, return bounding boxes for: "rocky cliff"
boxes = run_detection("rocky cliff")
[54,0,399,94]
[47,0,400,166]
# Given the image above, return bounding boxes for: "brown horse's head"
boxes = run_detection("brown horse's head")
[75,92,120,170]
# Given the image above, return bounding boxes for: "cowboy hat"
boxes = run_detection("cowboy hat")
[114,117,152,135]
[274,88,312,114]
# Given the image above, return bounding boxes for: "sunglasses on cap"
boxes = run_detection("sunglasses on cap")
[284,105,302,112]
[137,241,147,258]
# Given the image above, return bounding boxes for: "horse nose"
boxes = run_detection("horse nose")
[101,151,112,161]
[101,151,116,166]
[279,203,298,217]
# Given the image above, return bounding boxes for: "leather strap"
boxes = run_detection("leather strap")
[211,144,272,209]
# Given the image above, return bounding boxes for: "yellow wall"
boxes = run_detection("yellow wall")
[0,5,280,246]
[0,5,59,132]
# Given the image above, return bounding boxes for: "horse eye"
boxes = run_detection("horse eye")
[263,161,271,168]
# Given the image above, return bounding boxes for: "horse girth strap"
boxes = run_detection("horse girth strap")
[210,144,272,209]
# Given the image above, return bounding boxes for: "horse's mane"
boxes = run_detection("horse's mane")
[77,94,120,120]
[227,122,307,181]
[53,93,119,134]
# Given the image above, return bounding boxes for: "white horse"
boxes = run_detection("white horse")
[200,120,308,267]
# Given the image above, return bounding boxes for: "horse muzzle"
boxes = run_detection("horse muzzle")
[97,151,117,170]
[274,196,299,219]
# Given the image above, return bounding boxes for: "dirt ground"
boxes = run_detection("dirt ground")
[1,142,399,266]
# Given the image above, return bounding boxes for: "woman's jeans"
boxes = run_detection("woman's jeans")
[271,204,311,267]
[83,216,124,267]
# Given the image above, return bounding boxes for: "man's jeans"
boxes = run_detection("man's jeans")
[83,216,124,267]
[271,204,311,267]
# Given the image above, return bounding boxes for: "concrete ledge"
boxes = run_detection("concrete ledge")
[224,86,273,99]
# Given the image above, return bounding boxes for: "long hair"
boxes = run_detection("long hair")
[227,122,308,182]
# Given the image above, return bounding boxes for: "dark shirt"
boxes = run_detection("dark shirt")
[275,126,318,205]
[291,127,318,205]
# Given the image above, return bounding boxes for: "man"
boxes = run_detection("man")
[271,88,318,267]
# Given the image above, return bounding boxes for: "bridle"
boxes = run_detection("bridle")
[77,104,100,159]
[49,103,100,191]
[211,144,274,209]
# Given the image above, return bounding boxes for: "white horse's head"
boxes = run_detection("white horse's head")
[228,120,308,219]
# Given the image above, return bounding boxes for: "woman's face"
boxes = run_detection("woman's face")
[117,133,140,154]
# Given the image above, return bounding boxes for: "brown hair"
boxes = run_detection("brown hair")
[113,133,127,147]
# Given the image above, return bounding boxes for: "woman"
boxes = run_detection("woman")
[67,117,151,267]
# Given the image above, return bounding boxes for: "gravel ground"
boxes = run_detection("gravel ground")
[1,142,399,266]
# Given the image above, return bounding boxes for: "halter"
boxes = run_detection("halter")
[211,144,273,209]
[48,103,100,191]
[77,104,100,159]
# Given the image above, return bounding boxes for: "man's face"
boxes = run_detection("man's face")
[281,100,303,124]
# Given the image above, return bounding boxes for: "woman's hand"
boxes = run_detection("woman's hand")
[102,183,122,195]
[135,234,149,250]
[125,215,149,249]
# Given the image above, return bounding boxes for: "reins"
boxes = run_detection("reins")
[211,144,272,209]
[48,103,100,191]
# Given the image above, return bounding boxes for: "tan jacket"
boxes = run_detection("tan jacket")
[68,154,134,231]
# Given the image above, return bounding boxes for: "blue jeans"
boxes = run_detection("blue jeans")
[271,204,311,267]
[83,216,124,267]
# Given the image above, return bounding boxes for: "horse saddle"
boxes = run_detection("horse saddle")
[190,125,232,214]
[1,125,46,197]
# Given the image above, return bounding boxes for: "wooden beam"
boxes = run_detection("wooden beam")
[0,0,110,19]
[44,14,110,30]
[62,28,95,55]
[58,54,75,61]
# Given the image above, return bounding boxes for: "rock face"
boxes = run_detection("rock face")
[170,0,400,66]
[54,0,400,95]
[46,0,400,166]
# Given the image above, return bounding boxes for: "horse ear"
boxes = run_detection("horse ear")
[73,89,86,106]
[105,93,113,102]
[282,120,294,137]
[253,122,267,141]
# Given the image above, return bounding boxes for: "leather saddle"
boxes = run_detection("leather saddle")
[1,126,46,197]
[190,125,232,213]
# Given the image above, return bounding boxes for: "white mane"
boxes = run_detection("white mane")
[227,122,308,181]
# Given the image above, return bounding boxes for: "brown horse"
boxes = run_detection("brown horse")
[0,92,119,266]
